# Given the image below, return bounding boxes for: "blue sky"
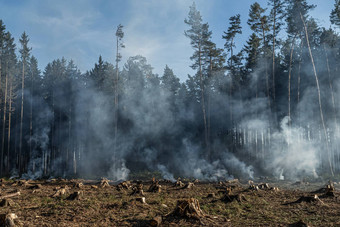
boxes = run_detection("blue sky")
[0,0,335,81]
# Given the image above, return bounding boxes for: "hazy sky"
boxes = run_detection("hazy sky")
[0,0,335,81]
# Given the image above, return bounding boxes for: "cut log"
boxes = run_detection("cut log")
[91,185,98,189]
[171,198,204,219]
[67,191,83,200]
[287,194,324,205]
[248,185,259,191]
[0,192,21,200]
[149,216,162,227]
[0,213,17,227]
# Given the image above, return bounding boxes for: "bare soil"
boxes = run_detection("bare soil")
[0,178,340,226]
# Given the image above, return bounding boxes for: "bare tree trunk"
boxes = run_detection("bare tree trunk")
[261,23,271,110]
[288,34,297,126]
[198,41,209,151]
[29,67,33,168]
[7,78,12,174]
[300,12,334,176]
[114,36,119,173]
[1,62,8,175]
[19,60,25,174]
[272,8,276,102]
[323,44,337,125]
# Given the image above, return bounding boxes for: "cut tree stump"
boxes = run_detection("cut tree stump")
[0,213,17,227]
[174,179,184,187]
[148,180,161,193]
[171,198,205,219]
[149,216,162,227]
[222,194,247,203]
[117,181,131,191]
[258,183,270,190]
[100,178,110,188]
[130,183,144,196]
[135,197,146,204]
[74,182,83,188]
[52,188,67,198]
[183,182,194,189]
[67,191,83,200]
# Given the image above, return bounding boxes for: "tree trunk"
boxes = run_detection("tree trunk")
[7,78,12,174]
[300,12,334,176]
[198,41,209,151]
[1,62,8,175]
[19,60,25,174]
[288,34,297,127]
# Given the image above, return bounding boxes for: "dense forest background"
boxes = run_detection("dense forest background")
[1,0,340,180]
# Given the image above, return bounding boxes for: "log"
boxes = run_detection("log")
[0,192,20,200]
[149,216,162,227]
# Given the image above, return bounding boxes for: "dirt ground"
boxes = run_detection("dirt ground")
[0,177,340,226]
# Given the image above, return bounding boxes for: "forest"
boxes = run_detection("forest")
[0,0,340,181]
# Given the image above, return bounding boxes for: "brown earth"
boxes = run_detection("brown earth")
[0,178,339,226]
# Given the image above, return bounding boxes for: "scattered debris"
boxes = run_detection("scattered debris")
[226,179,239,184]
[206,193,215,198]
[28,184,42,190]
[161,204,168,208]
[286,194,324,205]
[67,191,83,200]
[0,199,14,207]
[0,192,21,200]
[193,179,199,183]
[91,185,98,189]
[0,213,18,227]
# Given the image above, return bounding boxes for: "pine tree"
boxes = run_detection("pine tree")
[248,2,271,108]
[114,24,124,174]
[223,14,242,71]
[330,0,340,26]
[268,0,285,102]
[19,32,31,173]
[184,2,212,150]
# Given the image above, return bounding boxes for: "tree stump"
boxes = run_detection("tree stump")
[222,194,247,203]
[52,188,68,198]
[171,198,204,219]
[174,179,184,187]
[100,178,110,188]
[149,216,162,227]
[130,183,144,196]
[135,197,146,204]
[0,213,17,227]
[67,191,83,200]
[287,194,324,205]
[148,180,161,193]
[183,182,194,189]
[74,182,83,188]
